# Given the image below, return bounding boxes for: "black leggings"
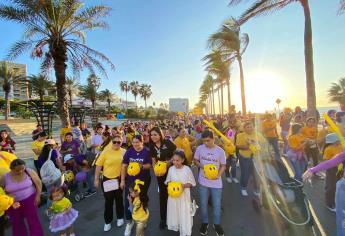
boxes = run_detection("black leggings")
[157,175,168,222]
[102,177,124,224]
[0,215,7,236]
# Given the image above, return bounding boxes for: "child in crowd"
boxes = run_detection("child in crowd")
[165,150,196,236]
[127,180,149,236]
[323,133,343,212]
[287,123,308,181]
[48,186,78,236]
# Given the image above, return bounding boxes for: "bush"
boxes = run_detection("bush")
[16,106,33,119]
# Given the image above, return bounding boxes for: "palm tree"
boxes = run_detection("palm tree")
[200,75,215,115]
[79,74,100,109]
[28,74,55,101]
[203,50,230,115]
[120,81,131,110]
[99,89,114,112]
[0,62,25,120]
[328,78,345,111]
[0,0,115,126]
[229,0,316,117]
[208,18,248,115]
[66,78,79,108]
[130,81,140,108]
[139,84,152,109]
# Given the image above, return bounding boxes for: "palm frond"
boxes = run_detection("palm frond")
[6,40,33,60]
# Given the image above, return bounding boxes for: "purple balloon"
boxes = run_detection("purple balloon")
[75,171,87,182]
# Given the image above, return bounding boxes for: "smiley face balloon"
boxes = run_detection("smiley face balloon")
[0,194,13,213]
[127,162,141,176]
[154,161,167,176]
[203,164,219,180]
[167,181,183,198]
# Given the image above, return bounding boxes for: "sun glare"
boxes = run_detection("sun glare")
[245,71,284,113]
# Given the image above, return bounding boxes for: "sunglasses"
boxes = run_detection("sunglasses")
[112,141,121,145]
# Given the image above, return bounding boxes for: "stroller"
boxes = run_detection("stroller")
[252,144,319,235]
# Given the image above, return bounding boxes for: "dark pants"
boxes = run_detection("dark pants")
[225,155,237,178]
[239,154,254,189]
[0,215,6,236]
[305,145,319,167]
[102,177,124,224]
[266,137,280,159]
[124,177,151,221]
[157,175,168,222]
[325,167,338,207]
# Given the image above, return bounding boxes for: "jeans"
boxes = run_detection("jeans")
[325,167,338,207]
[199,185,222,225]
[266,137,280,159]
[102,177,124,224]
[225,155,237,178]
[289,158,307,181]
[239,154,254,189]
[6,193,44,236]
[336,178,345,236]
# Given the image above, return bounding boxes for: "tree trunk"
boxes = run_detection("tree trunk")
[212,85,215,115]
[107,100,111,113]
[69,91,72,108]
[301,0,317,117]
[217,88,221,115]
[226,79,231,113]
[39,93,44,102]
[126,91,128,111]
[51,43,70,126]
[144,98,147,109]
[220,82,224,115]
[4,91,10,120]
[237,55,246,115]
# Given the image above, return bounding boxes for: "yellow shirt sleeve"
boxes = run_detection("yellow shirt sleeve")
[95,151,106,167]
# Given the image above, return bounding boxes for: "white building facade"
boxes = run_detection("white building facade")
[169,98,189,113]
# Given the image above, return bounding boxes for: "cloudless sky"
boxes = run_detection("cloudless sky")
[0,0,344,112]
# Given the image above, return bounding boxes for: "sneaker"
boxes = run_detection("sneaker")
[104,223,111,232]
[200,223,208,235]
[226,177,232,183]
[159,220,167,230]
[124,221,134,236]
[326,205,336,212]
[84,190,96,198]
[241,189,248,197]
[117,219,124,227]
[213,224,224,236]
[232,178,239,184]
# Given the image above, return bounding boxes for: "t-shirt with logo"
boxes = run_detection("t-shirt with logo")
[194,144,226,189]
[149,139,176,162]
[123,147,152,183]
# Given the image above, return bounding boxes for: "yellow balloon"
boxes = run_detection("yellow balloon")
[0,151,17,169]
[153,161,167,176]
[127,162,141,176]
[204,164,219,180]
[0,194,14,213]
[167,181,183,198]
[223,142,236,155]
[64,171,75,183]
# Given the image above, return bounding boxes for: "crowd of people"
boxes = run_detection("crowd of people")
[0,106,345,236]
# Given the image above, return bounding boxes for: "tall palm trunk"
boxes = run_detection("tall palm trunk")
[209,94,212,115]
[144,98,147,109]
[226,79,231,113]
[212,85,215,115]
[220,83,224,115]
[4,91,10,120]
[217,88,220,115]
[107,99,111,113]
[126,91,128,111]
[92,100,95,109]
[51,43,70,126]
[301,0,316,117]
[237,55,246,116]
[69,90,72,108]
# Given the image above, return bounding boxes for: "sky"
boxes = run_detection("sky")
[0,0,344,112]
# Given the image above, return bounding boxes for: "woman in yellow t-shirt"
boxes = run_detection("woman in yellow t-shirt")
[128,180,149,236]
[302,117,319,167]
[323,133,343,211]
[174,127,195,165]
[94,135,126,232]
[287,123,308,181]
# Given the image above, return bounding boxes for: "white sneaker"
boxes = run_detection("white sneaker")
[124,221,134,236]
[117,219,124,227]
[241,189,248,197]
[226,177,232,183]
[104,223,111,232]
[232,178,239,184]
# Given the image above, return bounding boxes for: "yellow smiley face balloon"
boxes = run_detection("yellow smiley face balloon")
[127,162,141,176]
[167,181,183,198]
[64,171,75,183]
[154,161,167,176]
[204,164,219,180]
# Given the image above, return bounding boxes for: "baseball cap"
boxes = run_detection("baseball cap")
[326,133,339,144]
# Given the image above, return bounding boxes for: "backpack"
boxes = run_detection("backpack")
[40,149,62,186]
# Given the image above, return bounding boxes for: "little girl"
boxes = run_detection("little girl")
[48,186,78,236]
[287,123,308,181]
[128,179,149,236]
[165,150,196,236]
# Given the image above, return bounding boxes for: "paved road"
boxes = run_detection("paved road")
[5,161,336,236]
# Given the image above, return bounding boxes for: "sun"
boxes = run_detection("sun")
[244,71,285,113]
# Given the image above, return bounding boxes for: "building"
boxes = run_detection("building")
[0,61,29,100]
[169,98,189,113]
